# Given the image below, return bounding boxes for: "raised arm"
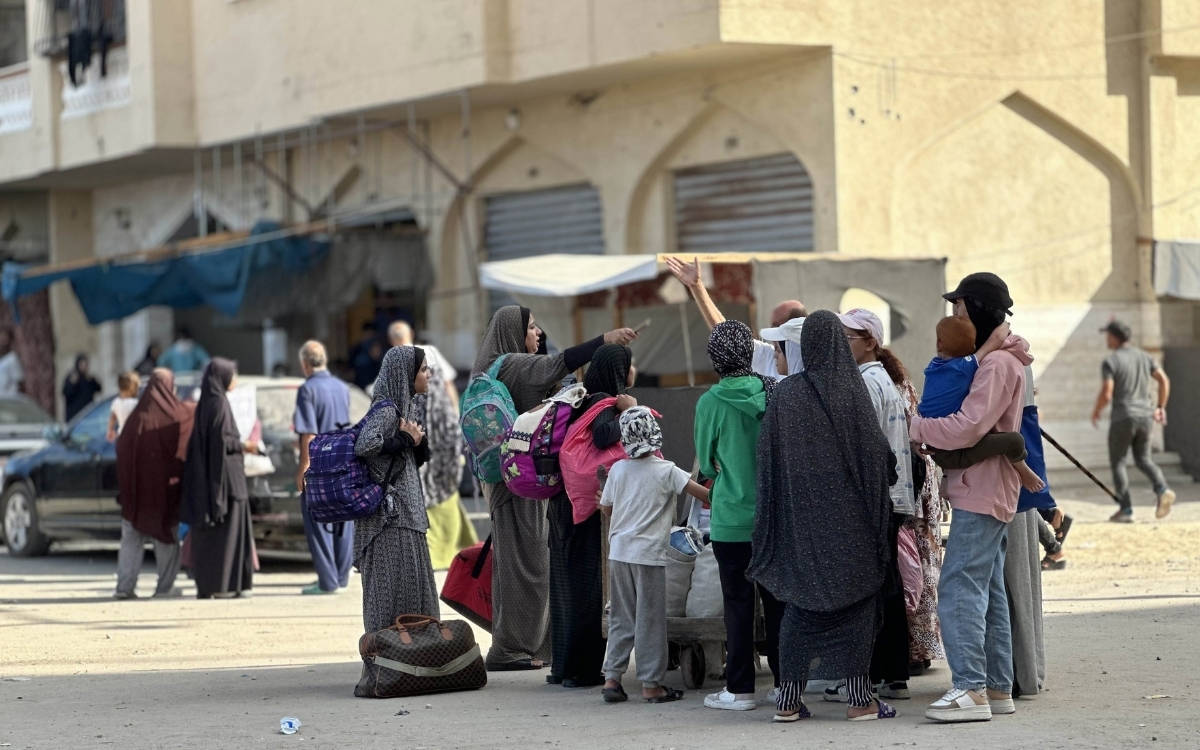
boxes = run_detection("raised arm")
[666,256,725,330]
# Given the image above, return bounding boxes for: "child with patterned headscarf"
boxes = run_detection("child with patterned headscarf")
[599,406,709,705]
[696,321,785,712]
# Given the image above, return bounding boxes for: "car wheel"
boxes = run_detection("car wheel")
[2,483,50,557]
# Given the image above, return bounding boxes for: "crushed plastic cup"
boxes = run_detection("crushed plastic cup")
[280,717,302,735]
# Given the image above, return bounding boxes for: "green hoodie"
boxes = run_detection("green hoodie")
[694,375,766,543]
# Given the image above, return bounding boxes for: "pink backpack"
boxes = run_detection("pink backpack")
[500,385,588,500]
[560,397,662,524]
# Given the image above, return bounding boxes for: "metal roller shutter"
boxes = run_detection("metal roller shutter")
[483,183,605,312]
[673,153,814,255]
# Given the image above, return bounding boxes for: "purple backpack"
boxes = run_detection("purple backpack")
[500,385,588,499]
[304,399,397,523]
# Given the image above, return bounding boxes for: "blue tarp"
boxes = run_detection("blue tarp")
[1,221,329,324]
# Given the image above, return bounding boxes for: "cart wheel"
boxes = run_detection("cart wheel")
[679,645,706,689]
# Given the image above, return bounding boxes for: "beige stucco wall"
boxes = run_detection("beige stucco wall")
[8,0,1200,432]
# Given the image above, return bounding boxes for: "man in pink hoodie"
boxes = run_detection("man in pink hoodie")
[909,273,1032,723]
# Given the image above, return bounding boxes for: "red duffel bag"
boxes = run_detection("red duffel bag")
[440,536,492,632]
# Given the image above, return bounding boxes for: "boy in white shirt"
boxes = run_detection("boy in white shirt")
[599,406,710,704]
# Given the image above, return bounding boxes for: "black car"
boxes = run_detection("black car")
[0,377,369,557]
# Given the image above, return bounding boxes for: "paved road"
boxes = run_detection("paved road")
[2,486,1198,749]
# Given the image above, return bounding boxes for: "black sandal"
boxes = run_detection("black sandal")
[1055,514,1073,544]
[644,687,684,703]
[1041,554,1067,571]
[602,685,628,703]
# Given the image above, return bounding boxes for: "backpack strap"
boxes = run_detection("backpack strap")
[486,354,508,380]
[471,535,492,579]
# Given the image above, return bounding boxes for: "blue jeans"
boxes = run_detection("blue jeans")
[938,508,1013,693]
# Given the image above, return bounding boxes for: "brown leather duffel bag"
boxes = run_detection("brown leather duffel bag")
[355,615,487,698]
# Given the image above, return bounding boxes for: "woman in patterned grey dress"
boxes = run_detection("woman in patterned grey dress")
[353,346,437,640]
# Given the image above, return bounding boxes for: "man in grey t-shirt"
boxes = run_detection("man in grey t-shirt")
[1090,320,1174,521]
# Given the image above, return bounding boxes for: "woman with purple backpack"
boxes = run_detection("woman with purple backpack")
[352,347,434,665]
[548,344,638,688]
[473,305,637,672]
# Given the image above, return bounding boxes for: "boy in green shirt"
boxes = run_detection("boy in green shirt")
[695,321,785,712]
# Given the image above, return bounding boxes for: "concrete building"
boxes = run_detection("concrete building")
[1,0,1199,466]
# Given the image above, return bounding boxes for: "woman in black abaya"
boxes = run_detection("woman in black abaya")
[182,358,255,599]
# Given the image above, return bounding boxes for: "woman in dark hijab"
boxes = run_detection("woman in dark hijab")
[114,368,195,599]
[353,346,434,696]
[473,305,636,671]
[62,353,102,421]
[749,310,898,722]
[182,358,255,599]
[547,344,636,687]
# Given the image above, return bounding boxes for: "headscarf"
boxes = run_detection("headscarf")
[181,358,246,528]
[707,320,776,398]
[117,369,195,543]
[473,305,526,376]
[471,304,570,413]
[619,406,663,459]
[748,310,894,612]
[415,347,462,508]
[583,344,632,396]
[354,346,429,562]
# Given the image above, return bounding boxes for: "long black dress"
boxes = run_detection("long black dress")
[548,344,630,685]
[181,358,253,599]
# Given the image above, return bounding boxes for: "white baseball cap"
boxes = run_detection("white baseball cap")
[759,317,805,375]
[759,316,805,345]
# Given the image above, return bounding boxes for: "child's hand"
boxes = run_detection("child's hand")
[987,322,1011,347]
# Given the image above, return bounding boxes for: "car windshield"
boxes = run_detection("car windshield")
[69,399,113,445]
[254,385,370,433]
[0,398,53,425]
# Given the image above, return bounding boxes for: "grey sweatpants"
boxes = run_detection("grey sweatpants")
[603,560,667,688]
[116,520,181,596]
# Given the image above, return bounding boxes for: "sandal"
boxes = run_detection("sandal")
[848,700,898,721]
[602,685,628,703]
[773,704,812,722]
[1055,514,1073,544]
[486,658,545,672]
[1041,554,1067,571]
[644,687,685,703]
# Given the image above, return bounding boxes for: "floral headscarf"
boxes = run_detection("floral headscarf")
[619,406,663,459]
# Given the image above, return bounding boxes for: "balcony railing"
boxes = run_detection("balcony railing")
[59,45,128,118]
[0,63,32,134]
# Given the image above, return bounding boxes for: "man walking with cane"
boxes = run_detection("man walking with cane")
[1091,320,1175,522]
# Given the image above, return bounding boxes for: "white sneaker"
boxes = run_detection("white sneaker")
[987,690,1016,715]
[1156,489,1176,519]
[877,681,910,699]
[764,687,780,705]
[704,689,757,711]
[925,688,992,723]
[822,682,848,702]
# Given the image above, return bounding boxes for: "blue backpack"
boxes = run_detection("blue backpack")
[459,355,518,484]
[304,399,396,523]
